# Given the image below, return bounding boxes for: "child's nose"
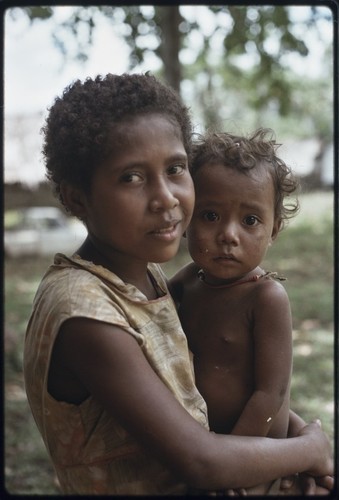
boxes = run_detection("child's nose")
[217,222,239,245]
[149,179,179,212]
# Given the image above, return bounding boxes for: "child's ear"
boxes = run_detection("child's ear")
[60,181,88,221]
[270,219,281,243]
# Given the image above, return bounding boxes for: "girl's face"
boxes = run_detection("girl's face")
[186,163,280,285]
[73,114,194,275]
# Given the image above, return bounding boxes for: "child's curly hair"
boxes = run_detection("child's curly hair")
[42,73,193,206]
[191,128,299,230]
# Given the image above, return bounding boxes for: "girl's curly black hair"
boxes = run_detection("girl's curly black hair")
[191,128,300,230]
[42,73,193,206]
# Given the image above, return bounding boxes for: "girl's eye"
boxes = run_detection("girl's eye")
[244,215,259,226]
[203,211,219,222]
[167,163,186,176]
[121,172,142,183]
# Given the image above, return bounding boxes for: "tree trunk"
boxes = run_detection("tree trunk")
[301,137,330,190]
[156,6,182,94]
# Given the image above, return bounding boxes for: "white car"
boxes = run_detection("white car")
[4,206,87,258]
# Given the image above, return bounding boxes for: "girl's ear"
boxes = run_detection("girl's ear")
[60,181,88,221]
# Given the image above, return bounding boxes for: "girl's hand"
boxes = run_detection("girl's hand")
[280,473,334,496]
[299,473,335,495]
[225,488,247,496]
[298,420,333,479]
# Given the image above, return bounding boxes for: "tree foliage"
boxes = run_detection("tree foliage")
[18,4,333,139]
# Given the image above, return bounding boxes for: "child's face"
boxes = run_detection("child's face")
[75,114,194,269]
[186,163,279,284]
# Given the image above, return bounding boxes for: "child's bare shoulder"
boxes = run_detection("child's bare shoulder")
[253,273,290,306]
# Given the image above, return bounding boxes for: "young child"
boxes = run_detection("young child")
[169,128,304,494]
[23,76,333,495]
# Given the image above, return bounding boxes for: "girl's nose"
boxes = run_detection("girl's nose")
[217,222,239,245]
[149,179,179,212]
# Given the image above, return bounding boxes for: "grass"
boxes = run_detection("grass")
[5,257,60,494]
[4,191,336,494]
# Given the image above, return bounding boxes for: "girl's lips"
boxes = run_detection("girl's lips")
[153,225,176,234]
[150,218,181,232]
[149,220,181,241]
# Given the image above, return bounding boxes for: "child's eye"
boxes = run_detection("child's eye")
[244,215,259,226]
[203,211,219,222]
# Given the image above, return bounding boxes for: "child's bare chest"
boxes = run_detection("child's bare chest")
[179,284,255,363]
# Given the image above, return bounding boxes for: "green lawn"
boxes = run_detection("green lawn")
[4,191,335,494]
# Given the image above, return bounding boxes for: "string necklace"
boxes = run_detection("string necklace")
[197,269,286,289]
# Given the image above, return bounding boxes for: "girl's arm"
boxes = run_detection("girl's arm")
[231,280,292,437]
[52,316,333,491]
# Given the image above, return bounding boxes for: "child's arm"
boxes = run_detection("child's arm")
[287,409,311,437]
[52,316,332,491]
[231,280,292,437]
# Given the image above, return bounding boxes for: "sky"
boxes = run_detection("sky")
[4,6,155,184]
[4,5,334,186]
[4,7,134,115]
